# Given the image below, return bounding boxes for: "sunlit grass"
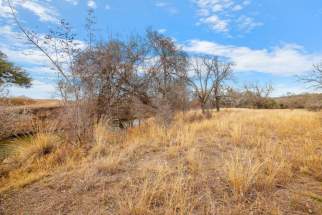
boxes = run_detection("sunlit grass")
[1,109,322,214]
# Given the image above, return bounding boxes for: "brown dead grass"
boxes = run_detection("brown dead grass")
[1,109,322,214]
[0,97,60,107]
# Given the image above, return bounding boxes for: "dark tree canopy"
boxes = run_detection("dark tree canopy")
[0,51,31,87]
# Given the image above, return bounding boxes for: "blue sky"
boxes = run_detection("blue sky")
[1,0,322,98]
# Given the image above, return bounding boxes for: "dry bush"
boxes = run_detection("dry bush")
[223,148,263,198]
[0,130,85,192]
[0,108,33,140]
[90,120,111,159]
[0,132,58,192]
[16,133,60,164]
[90,118,125,159]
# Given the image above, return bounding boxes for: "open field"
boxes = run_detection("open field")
[0,98,62,140]
[0,109,321,214]
[0,98,60,108]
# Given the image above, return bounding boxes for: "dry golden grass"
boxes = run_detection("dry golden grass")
[0,97,60,107]
[0,132,84,192]
[94,154,122,176]
[1,109,322,214]
[117,162,198,215]
[16,133,59,162]
[223,148,263,197]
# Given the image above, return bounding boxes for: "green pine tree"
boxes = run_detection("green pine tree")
[0,51,31,87]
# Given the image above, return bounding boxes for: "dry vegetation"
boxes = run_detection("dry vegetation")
[0,108,321,214]
[0,99,63,140]
[1,3,322,214]
[0,97,60,107]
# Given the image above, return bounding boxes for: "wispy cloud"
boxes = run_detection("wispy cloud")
[0,25,50,65]
[0,24,86,99]
[0,0,13,18]
[105,4,111,10]
[184,40,322,75]
[199,15,229,32]
[155,1,178,15]
[158,28,167,33]
[88,0,97,9]
[9,80,57,99]
[0,0,59,23]
[236,15,262,32]
[194,0,261,34]
[20,1,59,23]
[64,0,79,6]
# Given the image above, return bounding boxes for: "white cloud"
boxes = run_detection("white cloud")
[0,0,13,18]
[271,83,316,97]
[0,0,59,23]
[184,40,322,75]
[155,2,167,7]
[0,24,86,89]
[1,45,50,66]
[200,15,229,32]
[236,15,263,32]
[27,66,57,75]
[158,28,167,33]
[155,1,178,15]
[232,4,243,11]
[9,80,57,99]
[20,1,58,23]
[105,4,111,10]
[64,0,79,6]
[194,0,262,34]
[88,0,97,8]
[0,25,83,65]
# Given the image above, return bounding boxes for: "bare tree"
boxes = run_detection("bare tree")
[188,56,213,114]
[6,1,96,143]
[216,86,242,108]
[73,37,152,121]
[244,82,273,98]
[242,82,274,108]
[7,0,192,131]
[187,55,233,113]
[301,63,322,90]
[146,30,189,124]
[211,58,233,112]
[147,30,188,98]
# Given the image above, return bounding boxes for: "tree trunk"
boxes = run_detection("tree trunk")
[201,103,206,115]
[215,96,220,112]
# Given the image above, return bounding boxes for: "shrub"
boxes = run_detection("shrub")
[223,149,263,197]
[17,133,60,163]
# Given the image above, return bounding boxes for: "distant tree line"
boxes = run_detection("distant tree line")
[3,1,321,143]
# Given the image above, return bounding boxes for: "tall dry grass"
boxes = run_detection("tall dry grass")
[1,109,322,214]
[223,148,263,197]
[0,131,84,192]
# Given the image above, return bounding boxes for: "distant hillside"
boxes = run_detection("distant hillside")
[275,93,322,109]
